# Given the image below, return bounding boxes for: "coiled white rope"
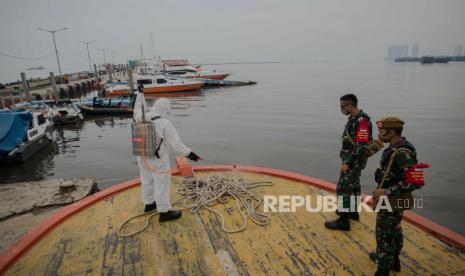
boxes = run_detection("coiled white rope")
[117,175,273,237]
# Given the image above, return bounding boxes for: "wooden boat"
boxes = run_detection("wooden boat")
[79,104,133,115]
[0,165,463,275]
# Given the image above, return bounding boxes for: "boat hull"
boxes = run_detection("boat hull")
[55,115,84,125]
[0,133,52,164]
[79,105,133,115]
[105,89,132,97]
[199,73,230,80]
[143,83,204,94]
[178,73,230,80]
[1,165,464,275]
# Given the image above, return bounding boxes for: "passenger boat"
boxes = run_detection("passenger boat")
[136,75,204,94]
[0,164,463,274]
[162,59,230,80]
[0,110,53,164]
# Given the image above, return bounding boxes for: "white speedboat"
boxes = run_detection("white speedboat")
[46,100,84,125]
[161,60,230,80]
[135,74,204,94]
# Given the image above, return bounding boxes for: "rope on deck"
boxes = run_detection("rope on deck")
[117,175,273,237]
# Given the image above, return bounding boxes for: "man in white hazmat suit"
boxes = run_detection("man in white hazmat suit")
[134,96,200,222]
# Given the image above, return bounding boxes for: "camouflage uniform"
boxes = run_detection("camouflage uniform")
[337,111,372,212]
[374,138,419,271]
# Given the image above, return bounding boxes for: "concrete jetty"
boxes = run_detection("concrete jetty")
[0,177,98,252]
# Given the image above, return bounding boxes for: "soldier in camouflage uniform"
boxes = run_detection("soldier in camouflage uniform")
[325,94,373,231]
[371,117,422,276]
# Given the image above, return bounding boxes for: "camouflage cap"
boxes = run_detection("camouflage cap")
[376,117,404,129]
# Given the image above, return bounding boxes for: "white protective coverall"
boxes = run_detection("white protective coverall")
[134,96,191,212]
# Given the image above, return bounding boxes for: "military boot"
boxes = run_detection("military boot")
[369,252,377,263]
[350,211,359,221]
[324,216,350,231]
[392,254,401,272]
[144,202,157,213]
[159,210,182,222]
[335,210,359,220]
[374,268,389,276]
[369,252,400,272]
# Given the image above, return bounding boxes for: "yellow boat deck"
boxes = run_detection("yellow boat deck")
[5,172,465,275]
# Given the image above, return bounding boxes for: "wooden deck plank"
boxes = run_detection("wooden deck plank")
[6,172,465,275]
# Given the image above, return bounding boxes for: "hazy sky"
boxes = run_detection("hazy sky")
[1,0,464,82]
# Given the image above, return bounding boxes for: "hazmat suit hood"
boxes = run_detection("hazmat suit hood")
[147,98,171,119]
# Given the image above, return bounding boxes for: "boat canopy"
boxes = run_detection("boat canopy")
[0,110,32,157]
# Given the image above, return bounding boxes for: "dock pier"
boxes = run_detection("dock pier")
[0,69,104,108]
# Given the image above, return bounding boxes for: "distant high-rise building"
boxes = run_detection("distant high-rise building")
[411,44,419,57]
[454,45,464,56]
[394,45,402,59]
[400,45,409,58]
[386,44,414,59]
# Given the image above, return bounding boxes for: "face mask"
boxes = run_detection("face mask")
[378,130,391,143]
[341,105,352,116]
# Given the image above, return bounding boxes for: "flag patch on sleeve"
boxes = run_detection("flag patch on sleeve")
[355,119,369,142]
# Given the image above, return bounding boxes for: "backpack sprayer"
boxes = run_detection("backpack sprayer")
[130,94,173,175]
[131,93,211,177]
[131,94,160,157]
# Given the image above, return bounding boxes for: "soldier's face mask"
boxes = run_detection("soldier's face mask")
[340,103,352,116]
[378,129,393,143]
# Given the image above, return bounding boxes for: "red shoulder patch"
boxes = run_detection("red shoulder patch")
[405,163,430,186]
[355,119,369,142]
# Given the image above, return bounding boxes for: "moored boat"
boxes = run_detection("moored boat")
[0,164,463,274]
[45,100,84,125]
[78,97,134,115]
[79,104,133,115]
[136,75,204,94]
[0,110,53,164]
[161,59,230,80]
[104,81,132,97]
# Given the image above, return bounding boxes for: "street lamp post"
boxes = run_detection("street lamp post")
[38,27,67,76]
[78,40,96,71]
[98,48,108,65]
[111,50,117,64]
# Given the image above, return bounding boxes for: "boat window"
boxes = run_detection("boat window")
[157,78,167,84]
[137,79,152,85]
[168,71,186,75]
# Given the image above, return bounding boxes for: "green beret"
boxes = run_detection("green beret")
[376,117,404,129]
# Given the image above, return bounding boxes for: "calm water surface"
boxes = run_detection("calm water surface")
[1,61,464,235]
